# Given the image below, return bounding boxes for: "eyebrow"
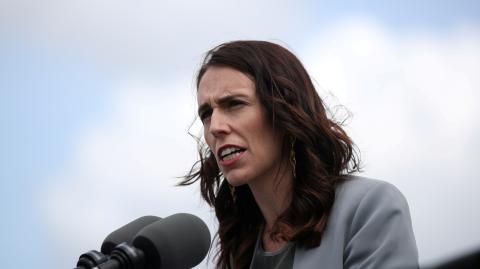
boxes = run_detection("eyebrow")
[198,93,249,116]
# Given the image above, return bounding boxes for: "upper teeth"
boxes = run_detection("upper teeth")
[220,147,242,158]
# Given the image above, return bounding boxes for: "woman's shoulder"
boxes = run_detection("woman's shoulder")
[336,174,400,192]
[330,175,413,235]
[294,175,419,268]
[335,175,408,208]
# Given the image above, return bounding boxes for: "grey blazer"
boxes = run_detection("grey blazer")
[293,176,419,269]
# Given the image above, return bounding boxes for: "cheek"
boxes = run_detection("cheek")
[262,137,283,161]
[256,121,284,160]
[250,128,282,159]
[204,137,221,165]
[203,130,214,150]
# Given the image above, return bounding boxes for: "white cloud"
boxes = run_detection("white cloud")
[0,0,313,74]
[39,77,217,268]
[303,18,480,264]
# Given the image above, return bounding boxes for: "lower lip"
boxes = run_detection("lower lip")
[219,151,245,167]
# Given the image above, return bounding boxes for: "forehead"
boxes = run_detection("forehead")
[197,66,255,104]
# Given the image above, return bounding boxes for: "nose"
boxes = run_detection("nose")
[208,109,230,137]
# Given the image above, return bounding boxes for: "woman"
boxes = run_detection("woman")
[180,41,418,268]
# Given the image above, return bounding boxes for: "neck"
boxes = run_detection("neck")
[248,165,293,232]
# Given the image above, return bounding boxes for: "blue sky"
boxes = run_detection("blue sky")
[1,1,479,268]
[309,0,479,27]
[0,37,110,267]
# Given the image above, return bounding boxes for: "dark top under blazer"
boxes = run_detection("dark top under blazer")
[292,176,419,269]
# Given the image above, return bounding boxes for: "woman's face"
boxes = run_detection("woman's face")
[197,66,285,187]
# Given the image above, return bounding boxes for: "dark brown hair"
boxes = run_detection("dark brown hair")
[180,40,360,268]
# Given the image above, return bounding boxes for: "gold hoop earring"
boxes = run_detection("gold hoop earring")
[229,183,236,202]
[290,137,297,178]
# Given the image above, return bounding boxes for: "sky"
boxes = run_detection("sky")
[0,0,479,268]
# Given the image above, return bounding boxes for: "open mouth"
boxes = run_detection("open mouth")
[219,146,246,161]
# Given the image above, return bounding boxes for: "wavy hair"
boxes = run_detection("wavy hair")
[180,40,360,268]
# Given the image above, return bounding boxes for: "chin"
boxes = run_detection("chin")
[224,171,252,187]
[225,178,249,187]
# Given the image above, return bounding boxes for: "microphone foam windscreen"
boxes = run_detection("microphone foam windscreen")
[101,215,161,254]
[132,213,211,269]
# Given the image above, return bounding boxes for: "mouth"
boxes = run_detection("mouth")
[217,145,246,162]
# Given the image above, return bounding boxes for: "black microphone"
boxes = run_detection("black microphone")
[75,213,211,269]
[76,216,161,268]
[101,216,161,255]
[132,213,211,269]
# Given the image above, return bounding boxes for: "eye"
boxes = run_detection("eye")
[228,99,245,108]
[199,109,212,122]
